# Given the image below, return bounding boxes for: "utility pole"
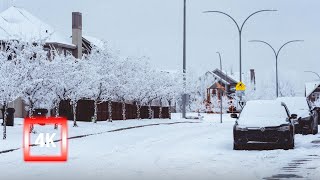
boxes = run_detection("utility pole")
[182,0,187,118]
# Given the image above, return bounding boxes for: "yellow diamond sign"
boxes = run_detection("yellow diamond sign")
[236,82,246,91]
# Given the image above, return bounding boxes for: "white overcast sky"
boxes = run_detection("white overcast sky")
[1,0,320,94]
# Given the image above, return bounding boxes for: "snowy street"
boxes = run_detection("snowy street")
[0,0,320,180]
[0,114,319,180]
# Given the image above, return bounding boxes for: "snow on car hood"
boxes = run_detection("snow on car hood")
[237,117,287,127]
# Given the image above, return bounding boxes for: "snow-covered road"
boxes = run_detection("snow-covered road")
[0,114,319,180]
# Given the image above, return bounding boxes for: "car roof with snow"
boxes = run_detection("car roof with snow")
[276,97,310,118]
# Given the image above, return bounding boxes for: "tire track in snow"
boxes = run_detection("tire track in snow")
[0,121,200,155]
[263,140,320,180]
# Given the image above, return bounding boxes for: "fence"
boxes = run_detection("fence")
[58,100,170,122]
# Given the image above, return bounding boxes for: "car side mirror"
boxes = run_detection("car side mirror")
[231,113,238,119]
[290,114,297,119]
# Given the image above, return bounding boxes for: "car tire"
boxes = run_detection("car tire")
[314,117,319,134]
[312,125,318,135]
[312,118,318,135]
[290,138,295,149]
[233,143,242,150]
[284,136,294,150]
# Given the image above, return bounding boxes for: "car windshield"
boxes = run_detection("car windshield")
[239,100,288,119]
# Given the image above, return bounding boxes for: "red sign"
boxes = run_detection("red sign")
[23,117,68,162]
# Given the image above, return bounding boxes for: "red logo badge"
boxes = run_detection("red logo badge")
[23,117,68,162]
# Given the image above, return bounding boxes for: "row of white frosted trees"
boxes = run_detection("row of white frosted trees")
[0,40,185,139]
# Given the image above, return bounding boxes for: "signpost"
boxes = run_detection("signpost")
[219,88,223,123]
[236,82,246,109]
[236,82,246,91]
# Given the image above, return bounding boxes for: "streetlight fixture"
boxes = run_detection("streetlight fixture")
[203,10,277,82]
[250,40,303,97]
[304,71,320,80]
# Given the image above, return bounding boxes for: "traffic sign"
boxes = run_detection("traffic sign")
[236,82,246,91]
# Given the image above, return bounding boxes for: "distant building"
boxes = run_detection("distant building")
[206,69,238,98]
[305,81,320,103]
[0,6,103,118]
[203,68,256,113]
[203,69,238,113]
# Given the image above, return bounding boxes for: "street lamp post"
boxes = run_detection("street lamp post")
[217,52,222,71]
[217,52,223,123]
[182,0,187,118]
[203,10,276,82]
[304,71,320,80]
[250,40,303,97]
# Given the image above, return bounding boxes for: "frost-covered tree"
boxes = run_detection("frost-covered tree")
[0,40,51,137]
[84,45,118,123]
[0,41,27,139]
[63,58,94,127]
[0,38,185,139]
[49,53,72,112]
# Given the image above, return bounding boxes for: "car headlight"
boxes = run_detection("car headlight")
[235,126,248,131]
[278,126,290,131]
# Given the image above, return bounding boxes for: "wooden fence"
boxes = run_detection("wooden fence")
[58,100,170,122]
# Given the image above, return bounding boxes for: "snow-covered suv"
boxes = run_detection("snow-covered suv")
[232,100,295,150]
[277,97,318,135]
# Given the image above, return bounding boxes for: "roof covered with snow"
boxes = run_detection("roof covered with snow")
[83,35,105,50]
[210,69,238,85]
[0,6,74,47]
[305,81,320,97]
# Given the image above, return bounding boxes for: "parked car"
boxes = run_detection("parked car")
[277,97,318,135]
[310,101,320,125]
[316,107,320,125]
[232,100,295,150]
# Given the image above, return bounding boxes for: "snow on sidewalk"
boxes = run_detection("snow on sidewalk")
[0,116,200,152]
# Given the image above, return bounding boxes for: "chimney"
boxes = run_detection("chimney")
[250,69,256,90]
[72,12,82,59]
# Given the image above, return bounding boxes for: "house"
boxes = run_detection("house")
[305,81,320,103]
[204,69,238,112]
[206,69,238,99]
[0,6,102,118]
[203,68,256,113]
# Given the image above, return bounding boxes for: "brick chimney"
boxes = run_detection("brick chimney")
[250,69,256,90]
[72,12,82,59]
